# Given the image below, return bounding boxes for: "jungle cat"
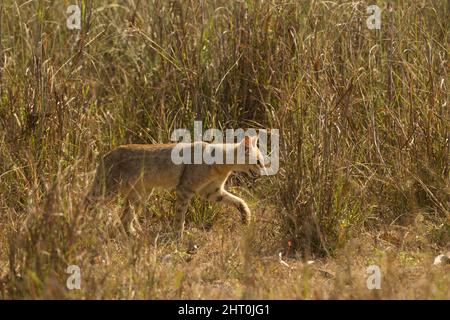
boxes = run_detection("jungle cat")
[86,136,269,237]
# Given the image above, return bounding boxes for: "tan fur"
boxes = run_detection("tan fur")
[86,138,267,237]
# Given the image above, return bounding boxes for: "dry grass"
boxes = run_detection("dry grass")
[0,0,448,299]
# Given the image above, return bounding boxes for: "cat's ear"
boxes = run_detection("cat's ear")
[241,136,252,154]
[243,135,258,147]
[242,135,258,154]
[242,136,258,147]
[243,136,252,147]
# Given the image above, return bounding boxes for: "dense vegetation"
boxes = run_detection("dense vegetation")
[0,0,448,298]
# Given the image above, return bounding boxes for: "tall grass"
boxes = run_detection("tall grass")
[0,0,448,299]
